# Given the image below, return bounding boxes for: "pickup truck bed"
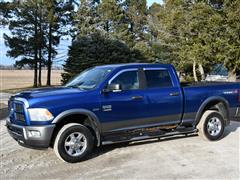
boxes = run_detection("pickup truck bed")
[181,82,239,126]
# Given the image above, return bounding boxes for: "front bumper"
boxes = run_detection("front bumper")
[6,120,55,149]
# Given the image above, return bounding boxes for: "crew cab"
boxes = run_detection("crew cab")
[6,63,240,163]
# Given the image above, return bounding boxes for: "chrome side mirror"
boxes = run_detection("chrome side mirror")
[102,83,122,93]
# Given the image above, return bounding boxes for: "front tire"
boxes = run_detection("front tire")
[54,123,94,163]
[197,110,225,141]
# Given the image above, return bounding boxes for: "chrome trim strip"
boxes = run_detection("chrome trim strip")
[108,68,138,84]
[14,97,29,108]
[143,68,166,71]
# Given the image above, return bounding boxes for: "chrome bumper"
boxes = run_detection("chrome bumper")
[6,120,55,149]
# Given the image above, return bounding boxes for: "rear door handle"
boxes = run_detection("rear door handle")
[131,96,143,100]
[169,92,180,96]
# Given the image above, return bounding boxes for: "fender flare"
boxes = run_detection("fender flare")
[52,109,102,146]
[195,96,230,126]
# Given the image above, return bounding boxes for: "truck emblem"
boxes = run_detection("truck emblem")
[102,105,112,112]
[223,90,237,95]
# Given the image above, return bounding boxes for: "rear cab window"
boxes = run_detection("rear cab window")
[144,69,173,88]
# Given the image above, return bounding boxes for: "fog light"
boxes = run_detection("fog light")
[28,130,41,137]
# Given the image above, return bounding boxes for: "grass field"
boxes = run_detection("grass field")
[0,70,63,91]
[0,69,239,92]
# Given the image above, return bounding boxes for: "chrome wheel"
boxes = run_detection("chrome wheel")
[207,117,222,136]
[64,132,87,157]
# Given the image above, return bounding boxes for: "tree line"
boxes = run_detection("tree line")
[1,0,74,87]
[1,0,239,86]
[151,0,240,82]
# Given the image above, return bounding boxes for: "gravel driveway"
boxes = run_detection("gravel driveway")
[0,117,239,179]
[0,93,239,179]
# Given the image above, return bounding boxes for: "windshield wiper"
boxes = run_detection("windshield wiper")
[67,84,88,91]
[66,82,84,89]
[67,85,79,88]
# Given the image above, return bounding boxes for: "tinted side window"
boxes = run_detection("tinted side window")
[111,71,139,90]
[145,70,173,88]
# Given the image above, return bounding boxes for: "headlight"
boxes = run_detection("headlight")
[28,108,54,121]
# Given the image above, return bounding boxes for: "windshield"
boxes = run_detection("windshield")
[65,67,113,90]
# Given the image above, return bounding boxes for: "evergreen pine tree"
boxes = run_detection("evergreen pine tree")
[62,33,136,83]
[4,0,42,87]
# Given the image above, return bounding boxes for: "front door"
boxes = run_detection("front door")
[99,69,147,132]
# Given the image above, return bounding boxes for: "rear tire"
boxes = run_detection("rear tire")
[54,123,94,163]
[197,110,225,141]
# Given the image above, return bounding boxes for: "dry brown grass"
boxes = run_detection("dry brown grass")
[0,70,63,91]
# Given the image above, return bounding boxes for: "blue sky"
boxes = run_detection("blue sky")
[147,0,162,6]
[0,0,162,66]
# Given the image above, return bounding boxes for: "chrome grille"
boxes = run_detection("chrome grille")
[8,100,26,123]
[15,112,25,121]
[15,103,24,113]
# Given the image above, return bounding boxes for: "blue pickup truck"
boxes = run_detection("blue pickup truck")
[7,63,240,163]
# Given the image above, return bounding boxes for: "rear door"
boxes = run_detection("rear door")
[142,68,183,125]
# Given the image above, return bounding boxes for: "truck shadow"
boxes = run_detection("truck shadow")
[223,121,240,138]
[90,134,198,159]
[0,104,8,120]
[90,121,240,160]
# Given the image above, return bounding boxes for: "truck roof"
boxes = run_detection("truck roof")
[96,63,173,69]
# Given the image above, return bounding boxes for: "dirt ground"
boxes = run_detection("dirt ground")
[0,70,63,90]
[0,118,239,179]
[0,93,239,179]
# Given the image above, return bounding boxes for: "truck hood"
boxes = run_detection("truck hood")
[11,86,98,117]
[14,86,84,99]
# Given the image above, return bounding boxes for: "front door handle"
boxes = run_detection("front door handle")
[169,92,180,96]
[131,96,143,100]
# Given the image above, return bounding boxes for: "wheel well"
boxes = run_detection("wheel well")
[50,114,98,147]
[201,100,228,124]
